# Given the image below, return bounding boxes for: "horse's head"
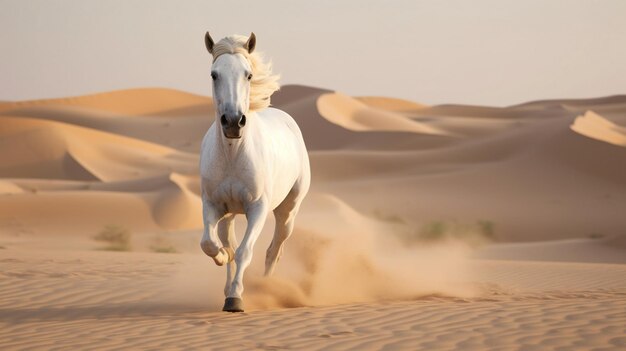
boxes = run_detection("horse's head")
[205,32,280,139]
[205,32,257,139]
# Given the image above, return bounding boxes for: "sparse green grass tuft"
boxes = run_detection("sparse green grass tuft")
[418,220,496,245]
[392,219,498,246]
[94,225,131,251]
[372,210,497,246]
[421,220,448,241]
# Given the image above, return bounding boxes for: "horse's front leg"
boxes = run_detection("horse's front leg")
[218,214,238,296]
[223,201,269,312]
[200,200,233,266]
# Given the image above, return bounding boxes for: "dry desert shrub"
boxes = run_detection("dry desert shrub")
[94,224,132,251]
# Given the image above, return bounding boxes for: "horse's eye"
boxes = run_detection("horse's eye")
[211,72,217,80]
[247,73,253,81]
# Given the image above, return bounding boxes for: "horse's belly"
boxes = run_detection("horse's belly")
[269,175,298,209]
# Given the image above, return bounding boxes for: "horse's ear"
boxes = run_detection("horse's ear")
[205,31,215,54]
[245,32,256,53]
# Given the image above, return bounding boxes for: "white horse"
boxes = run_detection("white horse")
[199,32,310,312]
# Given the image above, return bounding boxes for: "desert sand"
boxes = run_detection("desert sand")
[1,86,625,350]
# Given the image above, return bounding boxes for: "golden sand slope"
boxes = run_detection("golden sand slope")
[571,110,626,147]
[0,86,625,350]
[0,87,211,116]
[317,92,448,135]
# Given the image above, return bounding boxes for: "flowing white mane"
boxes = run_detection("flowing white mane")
[210,35,280,112]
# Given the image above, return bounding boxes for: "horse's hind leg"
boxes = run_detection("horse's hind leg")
[264,188,303,276]
[218,214,237,297]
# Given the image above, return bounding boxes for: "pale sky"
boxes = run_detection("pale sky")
[1,0,625,106]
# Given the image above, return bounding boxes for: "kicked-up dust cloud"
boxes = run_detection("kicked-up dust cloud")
[159,193,477,311]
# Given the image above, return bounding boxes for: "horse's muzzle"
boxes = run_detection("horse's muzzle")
[221,114,245,139]
[223,129,242,139]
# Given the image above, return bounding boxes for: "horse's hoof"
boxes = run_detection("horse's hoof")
[222,297,244,313]
[212,247,233,266]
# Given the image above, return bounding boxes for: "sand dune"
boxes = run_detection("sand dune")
[1,85,625,350]
[571,110,626,147]
[317,92,449,135]
[272,85,452,151]
[510,94,626,109]
[306,91,626,242]
[0,115,197,181]
[2,104,210,152]
[357,95,428,112]
[0,87,211,116]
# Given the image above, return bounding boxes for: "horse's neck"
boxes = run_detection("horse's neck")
[212,112,259,166]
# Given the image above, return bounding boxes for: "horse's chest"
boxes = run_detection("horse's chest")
[203,173,261,214]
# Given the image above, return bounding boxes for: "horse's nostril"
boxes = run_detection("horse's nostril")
[220,114,227,125]
[239,115,247,127]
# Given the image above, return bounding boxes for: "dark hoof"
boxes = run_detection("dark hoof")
[222,297,244,313]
